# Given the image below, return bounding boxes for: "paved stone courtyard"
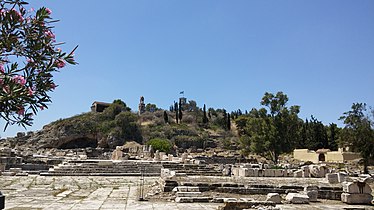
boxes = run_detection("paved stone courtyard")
[1,176,219,210]
[1,176,373,210]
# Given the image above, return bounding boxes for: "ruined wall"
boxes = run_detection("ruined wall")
[325,151,344,162]
[324,151,361,163]
[294,149,361,163]
[293,149,319,163]
[341,152,361,161]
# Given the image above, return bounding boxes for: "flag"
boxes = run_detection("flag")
[179,91,184,94]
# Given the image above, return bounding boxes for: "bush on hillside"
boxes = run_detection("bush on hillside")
[146,138,172,153]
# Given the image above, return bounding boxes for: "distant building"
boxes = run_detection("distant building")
[179,97,187,111]
[138,96,145,115]
[179,97,187,105]
[91,101,111,112]
[293,148,361,163]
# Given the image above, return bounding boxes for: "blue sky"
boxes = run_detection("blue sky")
[1,0,374,137]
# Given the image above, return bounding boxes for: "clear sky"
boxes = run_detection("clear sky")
[1,0,374,138]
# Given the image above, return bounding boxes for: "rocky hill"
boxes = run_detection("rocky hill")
[0,100,238,152]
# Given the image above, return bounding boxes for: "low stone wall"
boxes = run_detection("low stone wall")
[160,178,343,200]
[194,156,256,165]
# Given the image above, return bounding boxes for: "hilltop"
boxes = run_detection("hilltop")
[0,99,238,153]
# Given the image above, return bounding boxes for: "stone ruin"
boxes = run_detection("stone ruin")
[1,142,373,209]
[138,96,145,115]
[341,181,373,204]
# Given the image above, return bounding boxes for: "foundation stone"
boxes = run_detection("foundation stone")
[285,193,309,204]
[341,181,373,204]
[266,193,282,204]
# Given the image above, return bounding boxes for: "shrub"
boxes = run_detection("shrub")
[146,138,172,153]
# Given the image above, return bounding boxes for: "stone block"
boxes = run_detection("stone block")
[304,186,318,202]
[286,169,294,177]
[342,181,372,194]
[168,154,174,161]
[359,174,374,184]
[232,167,239,177]
[175,186,200,192]
[212,197,237,203]
[258,169,264,177]
[0,164,5,172]
[264,169,275,177]
[274,169,284,177]
[326,173,339,184]
[293,170,302,177]
[97,161,113,166]
[2,172,16,176]
[176,192,201,197]
[238,168,248,177]
[9,168,22,173]
[337,172,348,183]
[341,192,373,204]
[172,157,179,162]
[266,193,282,204]
[175,197,211,203]
[252,168,259,177]
[285,193,309,204]
[301,165,310,177]
[246,168,255,177]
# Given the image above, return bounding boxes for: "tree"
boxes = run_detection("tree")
[145,103,158,112]
[0,0,77,130]
[339,103,374,174]
[300,116,328,150]
[202,104,208,124]
[163,110,168,124]
[327,123,339,151]
[238,92,301,163]
[178,101,183,122]
[227,113,231,130]
[146,138,172,153]
[174,102,178,124]
[114,111,142,143]
[184,100,197,112]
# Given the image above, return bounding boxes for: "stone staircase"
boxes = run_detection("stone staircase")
[41,160,162,176]
[40,160,223,177]
[161,162,222,176]
[173,186,212,203]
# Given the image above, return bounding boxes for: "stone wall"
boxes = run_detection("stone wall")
[293,149,319,163]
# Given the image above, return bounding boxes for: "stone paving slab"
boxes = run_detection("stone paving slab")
[1,175,373,210]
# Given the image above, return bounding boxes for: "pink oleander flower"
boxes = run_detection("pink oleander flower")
[28,87,34,96]
[39,106,45,111]
[44,30,55,39]
[50,83,56,90]
[0,64,4,73]
[11,8,24,22]
[45,8,52,15]
[2,85,10,94]
[13,75,26,86]
[55,59,66,68]
[17,107,25,116]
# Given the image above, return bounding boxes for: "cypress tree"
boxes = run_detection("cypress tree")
[227,113,231,130]
[175,102,179,124]
[178,101,183,122]
[164,111,169,124]
[203,104,208,124]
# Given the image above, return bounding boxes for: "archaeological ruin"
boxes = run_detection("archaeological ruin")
[0,132,373,210]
